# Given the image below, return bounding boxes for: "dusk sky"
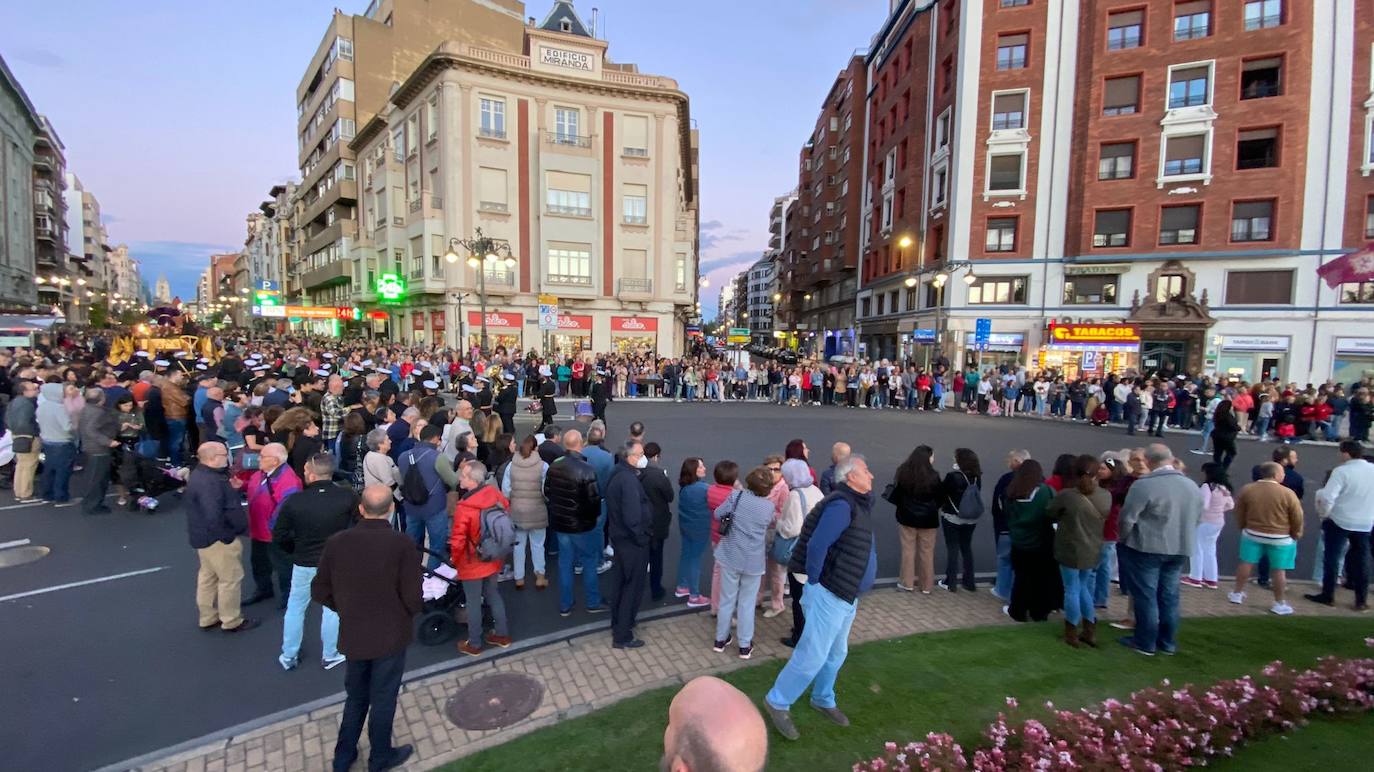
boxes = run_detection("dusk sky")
[1,0,887,315]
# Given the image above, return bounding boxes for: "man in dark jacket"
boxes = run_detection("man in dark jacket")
[764,454,876,741]
[199,385,225,444]
[5,379,41,501]
[537,427,564,464]
[313,485,420,772]
[640,442,675,601]
[273,452,359,671]
[590,371,612,425]
[606,440,652,648]
[991,449,1029,601]
[185,442,259,633]
[544,428,604,615]
[78,388,120,515]
[494,373,517,433]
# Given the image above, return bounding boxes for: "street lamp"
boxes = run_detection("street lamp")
[444,227,515,354]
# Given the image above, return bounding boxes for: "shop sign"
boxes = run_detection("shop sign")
[366,310,389,320]
[431,310,445,331]
[685,325,703,337]
[1220,335,1288,352]
[254,305,286,318]
[1049,323,1141,345]
[555,314,593,332]
[729,327,750,337]
[412,314,425,330]
[377,273,405,303]
[1064,263,1128,276]
[278,305,351,320]
[611,316,658,333]
[987,332,1024,348]
[467,311,522,328]
[912,328,937,344]
[1335,337,1374,356]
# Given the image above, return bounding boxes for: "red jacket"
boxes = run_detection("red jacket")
[449,483,510,580]
[246,466,303,542]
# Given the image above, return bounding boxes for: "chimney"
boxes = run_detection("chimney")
[527,16,535,26]
[591,7,598,38]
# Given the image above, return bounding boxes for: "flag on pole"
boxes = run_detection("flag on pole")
[1317,243,1374,288]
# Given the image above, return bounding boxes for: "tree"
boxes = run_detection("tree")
[88,301,109,329]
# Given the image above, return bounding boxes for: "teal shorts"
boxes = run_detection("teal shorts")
[1238,534,1297,571]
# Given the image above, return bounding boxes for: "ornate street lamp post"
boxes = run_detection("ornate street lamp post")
[444,228,515,355]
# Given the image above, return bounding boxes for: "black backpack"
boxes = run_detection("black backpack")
[402,448,434,506]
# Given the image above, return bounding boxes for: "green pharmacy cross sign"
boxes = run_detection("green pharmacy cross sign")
[377,273,406,303]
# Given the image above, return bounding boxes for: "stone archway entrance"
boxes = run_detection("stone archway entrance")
[1126,287,1216,378]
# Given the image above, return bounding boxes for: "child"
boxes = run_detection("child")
[1090,403,1110,426]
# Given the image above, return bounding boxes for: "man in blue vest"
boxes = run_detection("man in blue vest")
[763,453,875,741]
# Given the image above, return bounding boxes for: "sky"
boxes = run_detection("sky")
[0,0,888,316]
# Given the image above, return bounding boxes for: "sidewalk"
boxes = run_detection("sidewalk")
[131,579,1360,772]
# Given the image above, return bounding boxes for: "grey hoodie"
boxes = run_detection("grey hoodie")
[36,383,73,443]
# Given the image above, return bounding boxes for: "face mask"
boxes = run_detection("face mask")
[635,456,648,469]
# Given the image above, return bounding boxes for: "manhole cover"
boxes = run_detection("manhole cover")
[445,672,544,731]
[0,545,50,568]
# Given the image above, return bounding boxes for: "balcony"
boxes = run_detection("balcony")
[303,219,357,256]
[617,277,653,299]
[35,219,56,242]
[623,146,648,158]
[478,127,507,140]
[481,269,516,296]
[544,131,592,149]
[479,201,509,213]
[408,199,422,213]
[547,204,592,217]
[623,214,648,226]
[301,259,352,290]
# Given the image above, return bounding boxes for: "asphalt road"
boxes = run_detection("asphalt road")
[0,400,1342,772]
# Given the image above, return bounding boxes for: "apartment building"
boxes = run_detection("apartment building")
[347,1,698,356]
[776,56,868,359]
[745,254,778,343]
[291,0,527,315]
[0,54,41,308]
[851,0,1374,384]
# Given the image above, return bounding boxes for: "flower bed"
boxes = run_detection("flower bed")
[858,641,1374,771]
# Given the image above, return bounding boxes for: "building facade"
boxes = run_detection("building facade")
[0,54,40,308]
[746,253,778,344]
[849,0,1374,385]
[346,2,698,356]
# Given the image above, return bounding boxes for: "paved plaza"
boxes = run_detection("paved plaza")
[0,400,1347,771]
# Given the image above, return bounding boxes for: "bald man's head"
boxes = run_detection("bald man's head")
[832,442,851,464]
[359,485,395,519]
[197,442,229,469]
[562,428,585,451]
[660,676,766,772]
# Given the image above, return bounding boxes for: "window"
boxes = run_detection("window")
[337,37,353,60]
[997,33,1028,70]
[986,218,1017,252]
[860,297,871,318]
[884,148,897,183]
[988,154,1024,192]
[1225,269,1292,304]
[405,115,419,157]
[675,253,688,292]
[942,57,954,93]
[967,276,1028,304]
[479,167,508,210]
[1366,197,1374,238]
[1098,141,1136,179]
[554,108,580,143]
[623,184,648,224]
[1107,9,1143,50]
[1094,209,1131,247]
[1063,275,1119,304]
[392,128,404,161]
[1340,281,1374,304]
[1000,0,1029,6]
[1241,57,1282,99]
[992,92,1027,130]
[876,294,885,315]
[934,110,952,151]
[1236,127,1279,169]
[881,192,893,230]
[1244,0,1282,31]
[623,115,649,155]
[1156,273,1187,301]
[425,95,438,142]
[546,171,592,216]
[1159,204,1201,245]
[1231,200,1274,241]
[480,98,506,138]
[932,165,948,208]
[1163,134,1206,176]
[1173,1,1211,41]
[905,287,917,310]
[547,246,592,285]
[410,237,424,278]
[1103,75,1140,115]
[1168,65,1210,108]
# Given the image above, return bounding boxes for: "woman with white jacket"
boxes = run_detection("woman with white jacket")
[778,459,823,649]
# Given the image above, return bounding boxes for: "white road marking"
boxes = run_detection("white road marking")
[0,539,32,550]
[0,566,168,603]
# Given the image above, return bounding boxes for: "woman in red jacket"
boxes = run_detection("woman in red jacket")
[449,463,513,656]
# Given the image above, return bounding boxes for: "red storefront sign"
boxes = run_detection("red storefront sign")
[366,310,389,320]
[467,311,523,329]
[412,314,425,330]
[555,314,593,332]
[431,310,445,330]
[610,316,658,333]
[333,307,355,320]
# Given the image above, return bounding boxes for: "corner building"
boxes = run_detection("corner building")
[348,2,699,356]
[854,0,1374,385]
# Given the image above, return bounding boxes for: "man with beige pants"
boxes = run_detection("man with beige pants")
[184,442,260,633]
[5,379,42,501]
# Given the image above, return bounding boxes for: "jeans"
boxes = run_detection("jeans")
[1036,395,1047,416]
[1119,544,1185,654]
[941,520,977,590]
[715,566,763,646]
[167,418,187,465]
[1060,566,1096,625]
[512,526,546,581]
[1255,417,1271,439]
[1188,522,1223,583]
[1195,419,1213,451]
[1148,412,1168,436]
[765,584,857,710]
[281,564,340,668]
[39,440,76,502]
[461,575,507,648]
[676,534,707,595]
[516,379,525,398]
[333,650,406,772]
[1320,520,1370,606]
[1093,542,1116,607]
[1109,401,1122,423]
[82,453,113,512]
[993,532,1014,599]
[405,509,450,569]
[556,530,602,611]
[1311,528,1350,583]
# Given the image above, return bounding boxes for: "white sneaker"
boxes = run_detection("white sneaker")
[1227,591,1245,605]
[597,559,613,575]
[604,544,615,558]
[1270,601,1294,616]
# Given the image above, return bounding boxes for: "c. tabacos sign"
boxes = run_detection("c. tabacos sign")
[1049,323,1141,344]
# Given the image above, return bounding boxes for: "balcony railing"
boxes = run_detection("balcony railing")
[480,201,509,213]
[545,131,592,148]
[408,199,422,213]
[479,127,507,140]
[548,273,593,286]
[623,214,648,225]
[623,146,648,157]
[547,204,592,217]
[392,216,404,226]
[618,278,653,295]
[483,269,515,288]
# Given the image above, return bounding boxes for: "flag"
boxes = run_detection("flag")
[1318,243,1374,288]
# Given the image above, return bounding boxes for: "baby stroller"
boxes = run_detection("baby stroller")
[416,548,493,646]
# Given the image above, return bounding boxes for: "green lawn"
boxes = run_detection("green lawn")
[441,617,1374,772]
[1215,712,1374,771]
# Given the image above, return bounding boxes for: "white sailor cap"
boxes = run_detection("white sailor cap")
[323,353,335,359]
[477,375,491,383]
[502,373,514,381]
[461,384,479,393]
[195,364,208,370]
[362,359,374,367]
[422,379,439,389]
[154,359,171,367]
[314,369,330,377]
[135,350,149,358]
[460,365,472,373]
[253,365,269,372]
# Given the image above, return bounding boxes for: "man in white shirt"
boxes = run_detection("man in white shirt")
[1191,388,1223,455]
[1305,440,1374,611]
[1113,380,1132,423]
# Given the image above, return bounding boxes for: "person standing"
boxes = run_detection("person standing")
[1048,455,1109,647]
[450,460,513,656]
[674,457,711,608]
[243,443,302,607]
[1116,444,1201,656]
[606,440,652,648]
[494,373,517,434]
[320,375,346,448]
[273,453,359,670]
[818,442,850,495]
[1182,462,1233,589]
[1227,462,1304,616]
[77,388,120,515]
[544,428,605,615]
[161,372,191,465]
[1210,399,1240,470]
[763,455,876,741]
[937,448,983,592]
[712,466,777,659]
[640,442,675,602]
[36,382,76,504]
[6,379,41,502]
[583,426,616,573]
[185,442,259,633]
[312,485,420,772]
[398,424,452,569]
[502,435,549,590]
[888,445,943,594]
[778,459,822,648]
[990,449,1031,601]
[1305,441,1374,610]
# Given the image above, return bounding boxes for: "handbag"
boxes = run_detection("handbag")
[881,482,897,504]
[769,532,798,564]
[717,491,742,538]
[12,435,33,454]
